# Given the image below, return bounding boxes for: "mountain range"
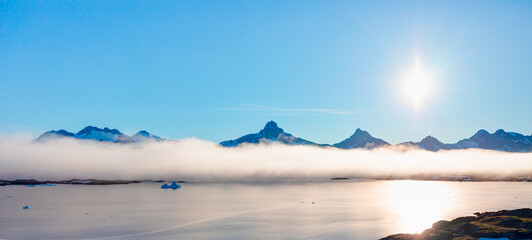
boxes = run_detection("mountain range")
[35,126,164,143]
[220,121,317,147]
[35,121,532,152]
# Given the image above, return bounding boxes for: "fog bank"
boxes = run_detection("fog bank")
[1,134,531,182]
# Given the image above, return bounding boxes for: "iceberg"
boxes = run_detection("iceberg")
[161,181,181,190]
[169,181,181,189]
[22,205,29,209]
[25,185,36,187]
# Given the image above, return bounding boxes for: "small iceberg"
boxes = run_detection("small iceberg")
[22,205,30,209]
[161,181,181,190]
[169,181,181,189]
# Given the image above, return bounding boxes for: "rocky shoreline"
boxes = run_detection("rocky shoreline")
[0,179,188,186]
[2,176,532,186]
[381,208,532,240]
[329,174,532,182]
[375,174,532,182]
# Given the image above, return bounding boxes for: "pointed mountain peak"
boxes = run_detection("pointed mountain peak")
[133,130,159,138]
[76,126,122,136]
[263,121,282,132]
[473,129,490,138]
[102,127,122,135]
[259,121,285,139]
[132,130,162,141]
[34,129,75,142]
[82,126,98,130]
[76,126,101,135]
[421,135,437,141]
[136,130,151,136]
[495,129,506,135]
[220,120,315,147]
[48,129,75,136]
[334,128,388,149]
[416,135,447,151]
[420,135,442,144]
[351,128,371,138]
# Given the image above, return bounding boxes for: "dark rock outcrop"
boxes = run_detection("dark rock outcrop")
[381,208,532,240]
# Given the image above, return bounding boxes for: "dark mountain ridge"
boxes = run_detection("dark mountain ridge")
[35,122,531,152]
[35,126,163,143]
[333,128,389,149]
[220,121,316,147]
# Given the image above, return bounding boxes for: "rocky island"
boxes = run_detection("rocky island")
[1,179,142,186]
[381,208,532,240]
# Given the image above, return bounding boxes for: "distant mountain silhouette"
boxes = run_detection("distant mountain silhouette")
[399,136,452,152]
[132,130,164,142]
[35,126,163,143]
[34,122,532,152]
[399,129,532,152]
[451,129,532,152]
[220,121,316,147]
[333,128,389,149]
[35,129,75,140]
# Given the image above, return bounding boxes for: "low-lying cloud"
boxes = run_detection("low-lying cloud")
[1,134,531,182]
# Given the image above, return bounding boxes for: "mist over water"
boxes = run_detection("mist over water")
[1,134,531,181]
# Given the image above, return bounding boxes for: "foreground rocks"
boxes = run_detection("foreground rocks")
[381,208,532,240]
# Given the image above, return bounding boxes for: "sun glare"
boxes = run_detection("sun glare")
[401,63,434,110]
[385,181,452,233]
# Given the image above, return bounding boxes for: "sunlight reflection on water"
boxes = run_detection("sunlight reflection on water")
[385,180,453,233]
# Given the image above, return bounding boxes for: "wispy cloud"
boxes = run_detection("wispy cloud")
[215,104,365,115]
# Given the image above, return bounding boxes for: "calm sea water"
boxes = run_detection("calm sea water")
[1,180,531,239]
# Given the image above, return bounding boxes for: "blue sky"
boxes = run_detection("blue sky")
[1,0,531,144]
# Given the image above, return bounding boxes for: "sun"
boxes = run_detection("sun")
[400,63,434,110]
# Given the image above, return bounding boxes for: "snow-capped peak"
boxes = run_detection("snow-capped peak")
[132,130,163,142]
